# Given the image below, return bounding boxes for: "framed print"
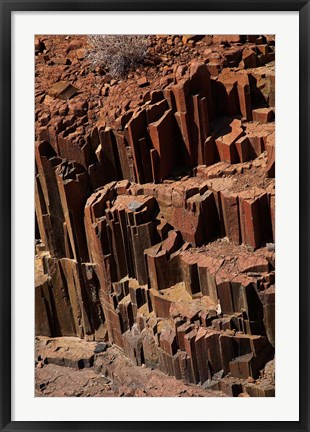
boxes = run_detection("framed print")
[1,0,309,431]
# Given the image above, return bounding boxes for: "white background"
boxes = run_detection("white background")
[12,11,299,422]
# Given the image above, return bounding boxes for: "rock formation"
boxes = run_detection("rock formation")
[35,34,275,397]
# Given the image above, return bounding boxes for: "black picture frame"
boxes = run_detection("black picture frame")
[1,1,309,431]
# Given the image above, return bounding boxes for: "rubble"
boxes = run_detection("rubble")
[35,337,225,397]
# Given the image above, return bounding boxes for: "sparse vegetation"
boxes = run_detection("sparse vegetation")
[87,35,148,79]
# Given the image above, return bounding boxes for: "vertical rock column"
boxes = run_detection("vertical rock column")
[85,189,160,348]
[35,141,66,257]
[56,160,89,262]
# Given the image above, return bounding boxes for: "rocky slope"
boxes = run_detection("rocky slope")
[35,34,275,397]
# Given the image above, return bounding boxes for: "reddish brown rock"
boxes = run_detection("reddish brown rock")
[215,119,244,164]
[148,109,177,181]
[220,190,241,243]
[137,77,149,87]
[213,35,241,44]
[238,187,273,249]
[48,81,78,100]
[35,35,276,395]
[242,48,257,68]
[252,107,275,123]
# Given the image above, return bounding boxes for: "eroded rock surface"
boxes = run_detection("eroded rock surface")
[35,34,275,397]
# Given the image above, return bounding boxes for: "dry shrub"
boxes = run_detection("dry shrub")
[87,35,148,79]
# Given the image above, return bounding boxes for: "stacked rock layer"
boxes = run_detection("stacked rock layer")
[35,34,275,397]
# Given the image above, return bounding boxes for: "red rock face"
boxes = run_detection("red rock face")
[35,34,275,397]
